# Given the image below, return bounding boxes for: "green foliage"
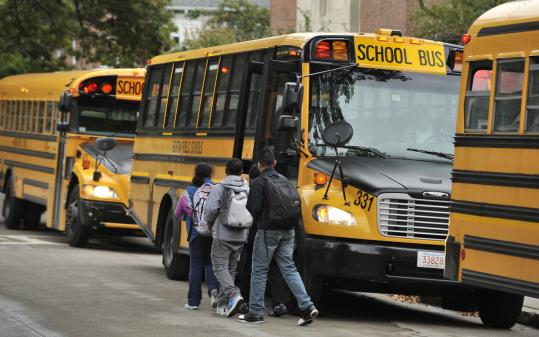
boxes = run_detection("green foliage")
[0,0,175,77]
[411,0,513,44]
[182,0,271,50]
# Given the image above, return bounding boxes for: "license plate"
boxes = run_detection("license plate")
[417,251,445,269]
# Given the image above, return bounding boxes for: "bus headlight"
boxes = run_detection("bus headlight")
[313,205,357,226]
[82,185,118,199]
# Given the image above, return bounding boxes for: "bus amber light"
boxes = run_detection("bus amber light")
[332,41,349,61]
[461,33,471,45]
[314,173,327,185]
[82,159,91,169]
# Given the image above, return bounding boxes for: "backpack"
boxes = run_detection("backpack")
[263,175,301,229]
[192,183,214,236]
[220,188,253,230]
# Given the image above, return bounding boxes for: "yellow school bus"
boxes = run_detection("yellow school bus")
[445,0,539,329]
[129,28,468,306]
[0,69,145,247]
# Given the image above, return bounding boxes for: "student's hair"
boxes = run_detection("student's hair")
[225,158,243,176]
[257,149,275,167]
[248,164,260,181]
[192,163,213,187]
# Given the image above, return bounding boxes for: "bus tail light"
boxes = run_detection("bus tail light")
[101,83,113,94]
[314,173,327,185]
[461,33,471,45]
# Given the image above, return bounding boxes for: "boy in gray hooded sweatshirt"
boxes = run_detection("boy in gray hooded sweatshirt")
[204,158,249,318]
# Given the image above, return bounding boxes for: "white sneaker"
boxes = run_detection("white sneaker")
[184,303,199,310]
[210,289,219,309]
[216,304,227,316]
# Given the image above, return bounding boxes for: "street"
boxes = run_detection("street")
[0,199,537,337]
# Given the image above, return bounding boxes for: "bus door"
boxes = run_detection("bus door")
[234,58,301,180]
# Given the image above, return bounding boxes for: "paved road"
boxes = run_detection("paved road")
[0,201,537,336]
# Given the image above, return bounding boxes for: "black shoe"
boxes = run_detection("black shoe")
[238,313,264,324]
[298,305,318,326]
[238,302,249,315]
[269,303,288,317]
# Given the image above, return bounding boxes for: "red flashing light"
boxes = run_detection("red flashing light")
[101,83,113,94]
[315,41,331,59]
[461,248,466,261]
[461,33,471,45]
[84,82,98,94]
[221,66,230,74]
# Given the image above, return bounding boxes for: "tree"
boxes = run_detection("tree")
[0,0,175,78]
[411,0,513,44]
[182,0,270,50]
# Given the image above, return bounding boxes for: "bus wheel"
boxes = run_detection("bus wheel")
[477,289,523,329]
[66,185,91,247]
[162,207,189,281]
[23,202,43,230]
[3,176,24,230]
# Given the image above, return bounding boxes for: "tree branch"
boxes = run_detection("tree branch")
[418,0,436,17]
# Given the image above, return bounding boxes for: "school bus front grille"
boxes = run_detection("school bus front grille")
[377,193,450,240]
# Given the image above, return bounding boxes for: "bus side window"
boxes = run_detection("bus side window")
[142,65,163,128]
[493,58,524,133]
[225,53,248,128]
[464,61,492,132]
[187,59,207,128]
[156,63,173,128]
[198,58,219,128]
[245,51,265,130]
[0,100,4,129]
[210,56,234,128]
[46,101,55,134]
[38,101,45,133]
[526,57,539,133]
[14,100,20,131]
[165,62,184,129]
[176,60,196,129]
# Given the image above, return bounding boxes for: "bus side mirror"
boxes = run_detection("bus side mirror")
[58,92,73,113]
[278,115,298,131]
[96,138,116,152]
[282,82,303,114]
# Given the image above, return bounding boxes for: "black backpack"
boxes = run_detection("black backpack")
[262,175,301,229]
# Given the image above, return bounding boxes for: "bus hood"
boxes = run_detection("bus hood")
[307,157,452,196]
[80,142,133,175]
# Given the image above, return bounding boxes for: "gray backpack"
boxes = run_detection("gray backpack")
[219,188,253,230]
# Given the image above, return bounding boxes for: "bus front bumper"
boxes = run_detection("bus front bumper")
[78,199,136,229]
[304,236,466,295]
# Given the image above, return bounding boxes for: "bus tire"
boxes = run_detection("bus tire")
[23,202,43,230]
[3,176,24,230]
[66,185,91,247]
[477,289,523,329]
[295,220,325,305]
[162,206,189,281]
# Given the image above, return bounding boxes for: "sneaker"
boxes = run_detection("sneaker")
[226,295,244,317]
[238,313,264,324]
[216,304,227,316]
[184,303,199,310]
[209,289,219,309]
[238,302,249,315]
[269,303,288,317]
[298,305,318,326]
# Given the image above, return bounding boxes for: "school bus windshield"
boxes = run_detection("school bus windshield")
[76,96,139,136]
[308,65,459,161]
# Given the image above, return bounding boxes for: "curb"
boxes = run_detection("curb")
[518,310,539,329]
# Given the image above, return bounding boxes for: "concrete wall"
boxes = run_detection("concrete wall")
[270,0,297,33]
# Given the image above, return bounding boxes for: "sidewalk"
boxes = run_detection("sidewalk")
[519,297,539,329]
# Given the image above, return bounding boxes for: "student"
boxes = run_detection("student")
[238,164,292,317]
[204,158,251,317]
[239,149,318,326]
[175,163,219,310]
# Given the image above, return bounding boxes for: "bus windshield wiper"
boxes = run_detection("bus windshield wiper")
[406,148,454,160]
[317,144,387,158]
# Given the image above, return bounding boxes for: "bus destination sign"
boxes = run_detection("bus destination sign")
[354,36,446,75]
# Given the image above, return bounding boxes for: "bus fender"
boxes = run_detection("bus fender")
[155,188,180,248]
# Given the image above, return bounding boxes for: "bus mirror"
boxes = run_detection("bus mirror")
[282,82,300,114]
[278,115,298,131]
[58,92,73,112]
[322,121,354,147]
[95,138,116,152]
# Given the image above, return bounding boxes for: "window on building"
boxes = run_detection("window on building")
[493,58,524,133]
[198,58,219,128]
[464,61,492,132]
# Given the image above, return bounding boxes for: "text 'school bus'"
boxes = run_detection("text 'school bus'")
[445,0,539,329]
[0,69,145,247]
[128,30,464,301]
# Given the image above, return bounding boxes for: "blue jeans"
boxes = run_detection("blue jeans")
[249,229,313,316]
[188,235,219,306]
